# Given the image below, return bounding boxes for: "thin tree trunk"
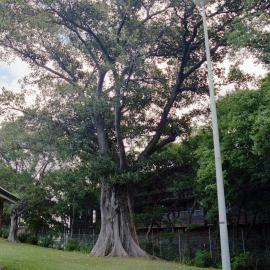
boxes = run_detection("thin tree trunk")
[146,223,153,242]
[91,184,149,257]
[8,211,18,242]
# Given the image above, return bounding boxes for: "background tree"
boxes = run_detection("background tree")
[196,75,270,228]
[0,0,268,256]
[0,107,98,238]
[226,2,270,64]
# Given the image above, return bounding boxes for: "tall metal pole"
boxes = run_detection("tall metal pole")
[193,1,231,269]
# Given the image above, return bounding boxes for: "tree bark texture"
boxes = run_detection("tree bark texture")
[92,71,149,257]
[91,184,149,257]
[8,211,18,242]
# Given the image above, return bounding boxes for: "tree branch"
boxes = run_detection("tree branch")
[141,5,172,24]
[148,134,177,156]
[138,7,200,159]
[48,6,114,63]
[114,75,127,169]
[94,70,109,156]
[2,40,75,85]
[53,19,102,70]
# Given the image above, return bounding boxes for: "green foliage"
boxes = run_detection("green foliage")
[227,10,270,64]
[77,241,93,253]
[135,205,164,228]
[17,232,38,245]
[15,184,57,234]
[0,0,264,186]
[0,159,30,204]
[38,235,54,248]
[191,250,213,268]
[232,252,253,270]
[0,228,9,239]
[17,232,28,243]
[65,239,79,252]
[161,245,178,261]
[196,75,270,221]
[43,168,99,226]
[27,234,38,245]
[26,235,38,245]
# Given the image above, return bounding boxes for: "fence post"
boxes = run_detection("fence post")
[241,228,246,254]
[64,226,67,249]
[92,228,95,246]
[209,227,213,258]
[151,229,154,256]
[178,229,181,262]
[159,232,162,258]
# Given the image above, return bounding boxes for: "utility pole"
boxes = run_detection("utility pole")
[192,1,231,269]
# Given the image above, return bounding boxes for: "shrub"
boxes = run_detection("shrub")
[65,239,79,251]
[26,234,38,245]
[18,232,38,245]
[232,252,253,270]
[160,242,178,261]
[78,241,92,253]
[17,232,28,243]
[0,228,9,239]
[192,250,213,267]
[38,235,53,248]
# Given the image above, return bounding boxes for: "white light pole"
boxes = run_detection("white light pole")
[192,0,231,269]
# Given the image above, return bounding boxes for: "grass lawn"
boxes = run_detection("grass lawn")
[0,238,216,270]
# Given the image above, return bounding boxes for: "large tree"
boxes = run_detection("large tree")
[0,0,268,256]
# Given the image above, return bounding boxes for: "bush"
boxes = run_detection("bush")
[192,250,213,267]
[65,239,79,251]
[78,241,92,253]
[38,235,53,248]
[160,242,178,261]
[26,234,38,245]
[0,228,9,239]
[17,232,28,243]
[232,252,253,270]
[17,232,38,245]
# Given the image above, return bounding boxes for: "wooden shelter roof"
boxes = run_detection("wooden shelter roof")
[0,186,18,204]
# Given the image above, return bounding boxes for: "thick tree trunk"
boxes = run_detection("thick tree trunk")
[92,71,149,257]
[8,212,18,242]
[91,184,150,257]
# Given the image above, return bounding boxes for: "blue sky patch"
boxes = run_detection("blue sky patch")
[0,65,16,85]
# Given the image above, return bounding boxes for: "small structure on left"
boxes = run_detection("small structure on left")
[0,186,19,234]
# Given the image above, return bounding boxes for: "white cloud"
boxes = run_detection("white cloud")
[0,59,31,92]
[240,57,268,77]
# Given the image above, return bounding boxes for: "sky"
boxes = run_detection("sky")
[0,59,31,92]
[0,55,268,97]
[219,55,268,95]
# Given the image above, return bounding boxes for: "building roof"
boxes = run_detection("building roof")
[0,186,18,204]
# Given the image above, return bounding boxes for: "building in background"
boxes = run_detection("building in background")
[0,186,18,230]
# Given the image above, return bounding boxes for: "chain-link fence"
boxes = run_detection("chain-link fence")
[18,224,269,269]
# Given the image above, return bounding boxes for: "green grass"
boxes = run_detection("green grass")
[0,238,216,270]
